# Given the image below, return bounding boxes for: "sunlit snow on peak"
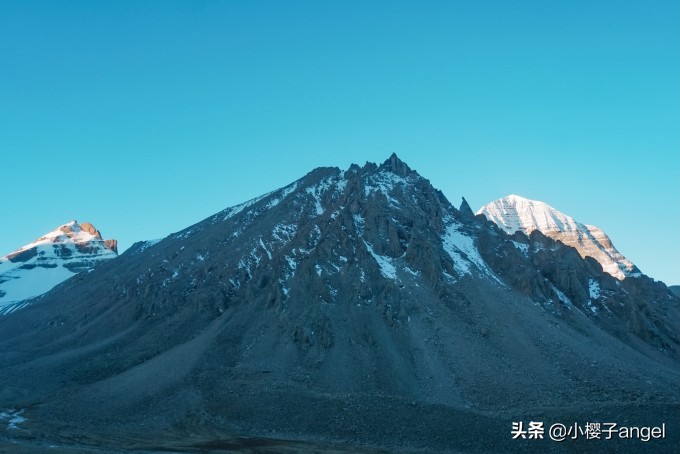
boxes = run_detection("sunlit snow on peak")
[477,195,639,280]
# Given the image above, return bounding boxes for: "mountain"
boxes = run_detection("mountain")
[477,194,640,280]
[0,155,677,452]
[0,220,117,315]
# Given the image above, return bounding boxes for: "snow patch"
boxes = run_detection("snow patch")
[336,177,347,193]
[0,409,26,430]
[551,284,572,307]
[285,255,297,270]
[305,186,324,215]
[304,173,347,217]
[511,241,529,256]
[279,279,290,297]
[404,267,420,276]
[175,229,193,239]
[272,223,297,244]
[266,182,298,209]
[308,225,322,248]
[0,265,76,311]
[221,192,272,221]
[352,214,365,235]
[0,301,31,315]
[259,238,272,260]
[364,171,406,205]
[442,218,502,284]
[220,183,296,221]
[137,239,162,253]
[588,280,601,313]
[589,279,601,300]
[364,241,397,280]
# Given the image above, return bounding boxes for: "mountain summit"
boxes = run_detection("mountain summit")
[477,194,640,280]
[0,158,677,451]
[0,220,117,314]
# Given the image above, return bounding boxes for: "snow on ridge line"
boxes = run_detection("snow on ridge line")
[266,182,298,209]
[220,182,302,223]
[476,195,581,235]
[135,238,162,253]
[0,301,31,315]
[3,221,114,260]
[221,189,276,221]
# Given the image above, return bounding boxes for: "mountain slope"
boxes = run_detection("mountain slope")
[0,156,677,452]
[477,194,640,280]
[0,220,117,314]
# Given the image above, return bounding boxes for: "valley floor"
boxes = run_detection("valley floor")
[1,401,677,453]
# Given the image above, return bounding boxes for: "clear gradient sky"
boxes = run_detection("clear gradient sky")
[1,1,678,285]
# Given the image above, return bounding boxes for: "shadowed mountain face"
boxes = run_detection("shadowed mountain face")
[0,155,678,452]
[670,286,680,298]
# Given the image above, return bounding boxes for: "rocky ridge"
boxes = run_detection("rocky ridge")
[0,155,677,452]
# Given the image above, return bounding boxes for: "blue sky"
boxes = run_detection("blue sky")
[1,1,678,284]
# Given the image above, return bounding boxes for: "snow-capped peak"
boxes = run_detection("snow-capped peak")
[9,220,106,255]
[477,195,583,235]
[477,195,640,280]
[0,221,118,314]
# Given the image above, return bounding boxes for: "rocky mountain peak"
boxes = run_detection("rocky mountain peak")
[378,152,413,177]
[459,197,474,219]
[0,220,118,314]
[477,194,640,280]
[79,222,103,239]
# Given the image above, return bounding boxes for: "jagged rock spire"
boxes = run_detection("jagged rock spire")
[459,197,475,218]
[379,153,413,177]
